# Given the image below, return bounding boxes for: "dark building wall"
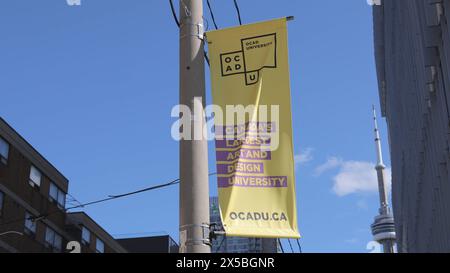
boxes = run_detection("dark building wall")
[117,236,178,253]
[65,212,128,253]
[0,144,67,225]
[374,0,450,252]
[0,193,53,253]
[1,155,124,253]
[0,118,129,253]
[0,121,69,252]
[64,224,122,253]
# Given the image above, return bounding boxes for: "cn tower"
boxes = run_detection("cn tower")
[370,106,396,253]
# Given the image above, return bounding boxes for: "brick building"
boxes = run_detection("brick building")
[0,117,126,253]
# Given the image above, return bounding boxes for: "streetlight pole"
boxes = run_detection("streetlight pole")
[179,0,210,253]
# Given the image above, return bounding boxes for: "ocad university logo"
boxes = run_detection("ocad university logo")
[220,33,277,86]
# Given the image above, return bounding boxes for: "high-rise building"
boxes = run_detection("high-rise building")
[373,0,450,252]
[209,196,278,253]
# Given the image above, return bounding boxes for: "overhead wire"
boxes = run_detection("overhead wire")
[232,0,243,25]
[278,238,285,253]
[287,238,295,253]
[169,0,211,67]
[65,177,182,210]
[0,173,217,228]
[169,0,180,27]
[66,193,83,208]
[216,236,226,252]
[68,171,216,210]
[296,238,303,253]
[206,0,219,30]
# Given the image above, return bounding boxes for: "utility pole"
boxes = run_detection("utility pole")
[179,0,210,253]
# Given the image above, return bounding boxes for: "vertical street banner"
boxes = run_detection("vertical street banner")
[206,18,300,238]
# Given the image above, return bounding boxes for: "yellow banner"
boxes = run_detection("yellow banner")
[206,18,300,238]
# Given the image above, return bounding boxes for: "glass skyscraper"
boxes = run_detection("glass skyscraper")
[209,197,278,253]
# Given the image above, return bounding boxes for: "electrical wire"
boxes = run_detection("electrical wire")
[69,172,216,210]
[216,236,226,253]
[203,0,219,67]
[278,238,285,253]
[169,0,180,27]
[169,0,211,67]
[206,0,219,30]
[0,173,217,228]
[233,0,243,25]
[66,193,83,208]
[66,177,181,210]
[204,52,210,66]
[287,238,294,253]
[296,238,303,253]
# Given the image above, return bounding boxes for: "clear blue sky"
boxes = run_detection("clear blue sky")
[0,0,390,253]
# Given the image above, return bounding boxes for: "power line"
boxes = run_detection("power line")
[216,236,226,253]
[278,238,285,253]
[287,238,294,253]
[168,0,211,67]
[203,52,210,66]
[69,172,216,210]
[66,193,83,208]
[206,0,219,30]
[232,0,243,25]
[169,0,180,27]
[0,173,217,228]
[296,238,303,253]
[66,176,183,210]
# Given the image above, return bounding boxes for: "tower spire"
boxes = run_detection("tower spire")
[370,106,396,253]
[373,105,384,167]
[372,105,389,213]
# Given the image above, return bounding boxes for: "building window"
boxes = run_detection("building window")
[0,191,4,216]
[49,182,57,201]
[49,182,66,209]
[29,165,42,187]
[81,226,91,245]
[24,211,36,235]
[96,238,104,253]
[45,226,63,252]
[0,137,9,165]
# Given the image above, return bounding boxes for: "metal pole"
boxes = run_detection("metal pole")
[382,241,395,253]
[179,0,210,253]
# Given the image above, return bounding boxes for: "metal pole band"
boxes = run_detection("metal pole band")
[180,23,204,40]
